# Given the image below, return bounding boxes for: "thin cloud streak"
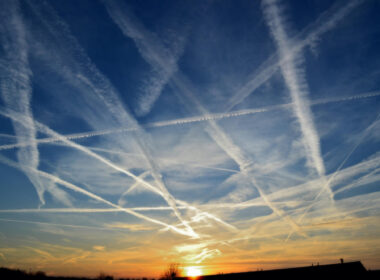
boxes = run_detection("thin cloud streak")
[225,0,364,111]
[103,0,335,238]
[0,1,377,272]
[0,0,44,206]
[104,0,185,116]
[1,154,378,249]
[0,107,234,234]
[25,0,231,237]
[293,112,380,232]
[262,0,327,178]
[118,170,151,206]
[0,153,198,238]
[0,109,200,238]
[0,218,126,232]
[0,90,377,152]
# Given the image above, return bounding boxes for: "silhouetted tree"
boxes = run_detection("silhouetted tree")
[159,263,181,280]
[34,271,47,279]
[97,272,113,280]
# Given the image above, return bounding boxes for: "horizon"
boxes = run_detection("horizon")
[0,0,379,278]
[0,259,376,279]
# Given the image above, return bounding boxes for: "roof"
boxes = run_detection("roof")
[181,261,368,279]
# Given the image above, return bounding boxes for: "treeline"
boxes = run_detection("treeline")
[0,267,156,280]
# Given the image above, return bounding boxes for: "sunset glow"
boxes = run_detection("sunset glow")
[185,267,203,278]
[0,0,379,278]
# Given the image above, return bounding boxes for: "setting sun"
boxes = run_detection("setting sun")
[185,266,203,278]
[0,0,379,279]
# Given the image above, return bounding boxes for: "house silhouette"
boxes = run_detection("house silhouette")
[180,261,375,279]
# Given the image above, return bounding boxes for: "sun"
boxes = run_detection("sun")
[185,266,203,278]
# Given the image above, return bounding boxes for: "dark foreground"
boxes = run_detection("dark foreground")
[180,261,380,280]
[1,261,380,280]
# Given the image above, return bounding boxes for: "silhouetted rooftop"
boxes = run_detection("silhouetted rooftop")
[181,261,370,279]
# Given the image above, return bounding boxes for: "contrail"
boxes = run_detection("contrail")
[2,153,376,231]
[0,108,199,238]
[226,0,364,111]
[1,107,377,222]
[61,145,240,174]
[0,133,17,139]
[261,0,325,177]
[0,1,74,208]
[118,170,151,206]
[295,112,380,224]
[0,90,377,152]
[0,207,184,213]
[103,0,186,116]
[26,0,227,236]
[0,199,292,214]
[334,167,380,195]
[284,113,380,241]
[262,0,333,204]
[171,74,305,235]
[0,153,197,238]
[103,1,304,237]
[106,0,367,237]
[0,108,234,233]
[0,218,129,232]
[0,205,236,231]
[0,0,46,206]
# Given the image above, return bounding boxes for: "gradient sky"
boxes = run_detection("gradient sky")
[0,0,380,278]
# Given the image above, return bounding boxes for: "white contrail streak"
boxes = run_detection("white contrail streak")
[334,167,380,195]
[0,108,234,233]
[283,113,380,241]
[0,0,46,205]
[0,1,73,207]
[61,145,240,174]
[26,1,229,236]
[0,208,181,213]
[262,0,333,205]
[0,153,198,238]
[26,0,190,230]
[226,0,364,111]
[118,170,151,205]
[0,108,198,238]
[103,1,305,236]
[105,0,365,237]
[1,154,378,221]
[0,91,377,152]
[103,0,186,116]
[0,133,17,139]
[0,218,128,232]
[296,112,380,223]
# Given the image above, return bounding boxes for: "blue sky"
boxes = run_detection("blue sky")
[0,0,379,277]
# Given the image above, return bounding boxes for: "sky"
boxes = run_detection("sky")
[0,0,379,278]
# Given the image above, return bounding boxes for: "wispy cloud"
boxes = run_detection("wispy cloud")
[262,0,327,179]
[0,0,378,274]
[0,84,235,239]
[26,0,195,237]
[102,0,309,240]
[92,246,105,251]
[225,0,364,111]
[0,217,118,232]
[104,0,187,116]
[184,248,222,264]
[0,0,72,207]
[0,152,199,238]
[0,90,378,152]
[106,223,154,232]
[24,0,239,239]
[291,112,380,238]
